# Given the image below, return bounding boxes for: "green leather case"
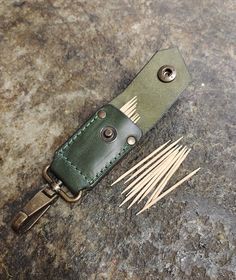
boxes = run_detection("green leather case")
[50,104,142,194]
[50,48,191,196]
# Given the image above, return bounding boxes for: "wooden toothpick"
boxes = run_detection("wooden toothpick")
[125,137,183,183]
[119,149,180,207]
[111,140,172,186]
[121,145,181,195]
[115,135,200,215]
[120,96,137,113]
[136,149,188,204]
[126,149,182,209]
[125,147,181,197]
[119,96,140,124]
[136,168,201,215]
[146,147,190,205]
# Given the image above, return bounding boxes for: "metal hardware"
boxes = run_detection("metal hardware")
[103,127,113,138]
[127,136,136,145]
[101,126,117,142]
[157,65,176,83]
[11,184,58,233]
[12,166,83,233]
[43,165,83,203]
[98,109,106,119]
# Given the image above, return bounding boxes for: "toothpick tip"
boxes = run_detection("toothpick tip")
[193,167,201,173]
[136,208,146,215]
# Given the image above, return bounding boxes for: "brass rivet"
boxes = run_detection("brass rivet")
[127,136,136,146]
[98,110,106,119]
[157,65,176,83]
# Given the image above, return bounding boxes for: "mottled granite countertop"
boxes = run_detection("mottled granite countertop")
[0,1,235,279]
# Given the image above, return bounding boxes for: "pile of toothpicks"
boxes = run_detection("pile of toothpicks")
[111,137,200,215]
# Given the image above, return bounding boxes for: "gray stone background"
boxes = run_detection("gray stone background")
[0,0,235,279]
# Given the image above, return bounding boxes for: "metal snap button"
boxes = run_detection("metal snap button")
[101,126,117,142]
[157,65,176,83]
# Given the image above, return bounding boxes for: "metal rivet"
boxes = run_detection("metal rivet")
[157,65,176,83]
[127,136,136,146]
[98,110,106,119]
[104,127,113,138]
[101,126,117,142]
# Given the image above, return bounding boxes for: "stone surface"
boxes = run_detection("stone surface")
[0,0,235,279]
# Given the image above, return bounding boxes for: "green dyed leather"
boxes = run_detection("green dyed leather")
[50,105,142,194]
[50,48,191,196]
[111,48,191,133]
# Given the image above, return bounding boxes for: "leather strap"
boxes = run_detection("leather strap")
[111,47,191,133]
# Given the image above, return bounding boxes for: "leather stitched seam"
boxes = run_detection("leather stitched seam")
[55,114,99,184]
[57,153,91,183]
[89,145,130,184]
[56,110,131,186]
[57,144,130,185]
[61,115,98,151]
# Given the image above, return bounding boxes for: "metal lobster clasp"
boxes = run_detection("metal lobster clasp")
[12,166,83,233]
[11,185,58,233]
